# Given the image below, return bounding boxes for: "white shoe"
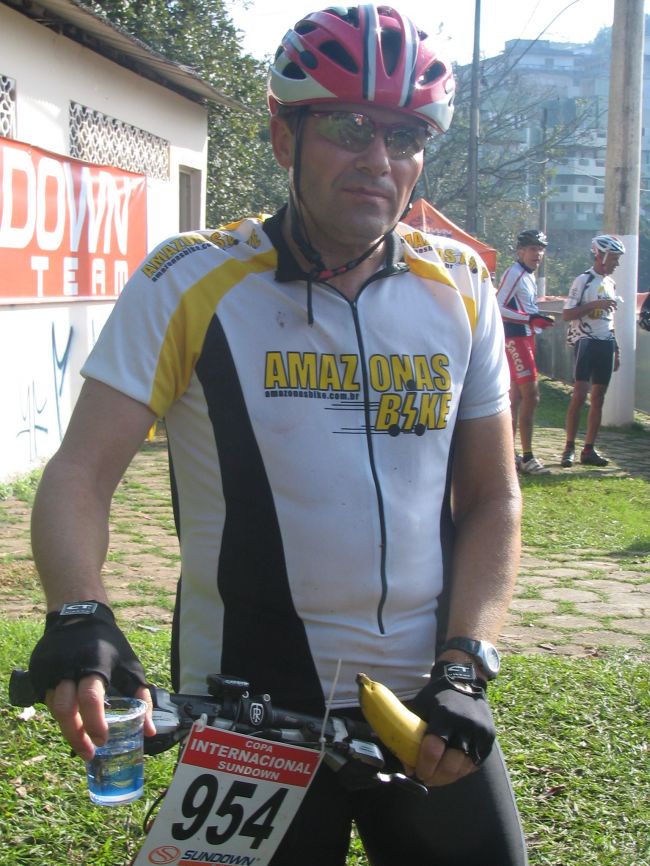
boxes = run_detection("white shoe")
[520,456,550,475]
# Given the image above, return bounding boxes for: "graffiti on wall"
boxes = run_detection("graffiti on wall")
[52,320,74,440]
[16,320,75,460]
[0,137,147,300]
[17,381,47,463]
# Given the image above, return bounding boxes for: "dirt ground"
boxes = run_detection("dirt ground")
[1,437,178,626]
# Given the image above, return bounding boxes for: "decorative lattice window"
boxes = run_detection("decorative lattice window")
[0,75,17,139]
[69,102,169,179]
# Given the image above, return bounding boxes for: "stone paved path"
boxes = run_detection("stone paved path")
[502,420,650,658]
[2,413,648,661]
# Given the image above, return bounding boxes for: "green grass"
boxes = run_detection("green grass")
[1,623,648,866]
[519,377,650,555]
[495,654,649,865]
[0,623,176,866]
[0,470,40,504]
[537,376,650,435]
[536,378,573,429]
[521,475,650,554]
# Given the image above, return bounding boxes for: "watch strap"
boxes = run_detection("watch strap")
[438,636,500,679]
[439,636,482,656]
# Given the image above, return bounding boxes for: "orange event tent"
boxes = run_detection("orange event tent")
[402,198,498,275]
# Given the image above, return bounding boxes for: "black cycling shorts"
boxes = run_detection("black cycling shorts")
[573,338,615,386]
[269,740,528,866]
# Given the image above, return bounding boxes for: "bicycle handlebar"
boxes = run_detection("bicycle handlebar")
[9,669,427,794]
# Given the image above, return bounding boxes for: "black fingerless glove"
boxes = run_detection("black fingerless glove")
[28,601,147,702]
[410,661,496,766]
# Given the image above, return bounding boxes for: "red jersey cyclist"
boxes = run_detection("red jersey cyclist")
[497,229,555,475]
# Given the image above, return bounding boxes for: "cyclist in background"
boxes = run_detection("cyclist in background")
[560,234,625,468]
[497,229,555,475]
[26,6,527,864]
[639,291,650,331]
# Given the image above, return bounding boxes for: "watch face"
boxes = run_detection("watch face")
[483,643,500,673]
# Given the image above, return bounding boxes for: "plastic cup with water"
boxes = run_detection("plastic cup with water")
[85,697,146,806]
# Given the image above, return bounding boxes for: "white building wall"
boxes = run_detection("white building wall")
[0,300,115,477]
[0,5,210,481]
[1,5,208,247]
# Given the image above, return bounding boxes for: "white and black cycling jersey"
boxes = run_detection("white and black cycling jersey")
[564,268,618,342]
[82,209,509,713]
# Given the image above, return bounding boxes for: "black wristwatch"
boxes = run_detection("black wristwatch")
[439,637,501,680]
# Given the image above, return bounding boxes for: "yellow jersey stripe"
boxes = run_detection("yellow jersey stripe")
[404,251,478,332]
[151,248,277,415]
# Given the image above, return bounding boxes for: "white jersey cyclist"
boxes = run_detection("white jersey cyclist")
[496,261,540,337]
[564,268,618,342]
[82,208,509,713]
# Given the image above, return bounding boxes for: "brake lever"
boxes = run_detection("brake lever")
[9,668,37,707]
[376,772,428,796]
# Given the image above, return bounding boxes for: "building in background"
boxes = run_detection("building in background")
[0,0,243,481]
[479,16,650,259]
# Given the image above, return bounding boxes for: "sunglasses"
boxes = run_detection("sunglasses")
[308,111,430,160]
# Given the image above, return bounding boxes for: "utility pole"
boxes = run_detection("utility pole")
[602,0,644,425]
[537,107,548,297]
[466,0,480,235]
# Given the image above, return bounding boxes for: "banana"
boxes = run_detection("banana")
[356,672,426,767]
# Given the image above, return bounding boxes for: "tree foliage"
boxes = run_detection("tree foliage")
[416,40,606,286]
[89,0,287,223]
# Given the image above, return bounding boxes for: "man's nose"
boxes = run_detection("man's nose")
[354,133,391,172]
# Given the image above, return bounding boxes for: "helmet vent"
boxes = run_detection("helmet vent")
[319,40,359,72]
[379,29,401,76]
[282,61,308,81]
[295,21,318,35]
[420,61,446,85]
[325,7,360,27]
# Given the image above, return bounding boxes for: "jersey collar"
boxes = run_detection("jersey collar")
[516,259,535,275]
[263,205,407,284]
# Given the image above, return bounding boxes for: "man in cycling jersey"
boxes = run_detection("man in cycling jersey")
[496,229,555,475]
[560,235,625,468]
[639,291,650,332]
[26,6,526,864]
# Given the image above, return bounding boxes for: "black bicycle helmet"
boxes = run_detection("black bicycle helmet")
[517,229,548,248]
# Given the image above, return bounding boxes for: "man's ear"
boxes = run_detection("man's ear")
[270,115,294,169]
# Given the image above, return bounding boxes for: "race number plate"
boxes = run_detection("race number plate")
[132,722,322,866]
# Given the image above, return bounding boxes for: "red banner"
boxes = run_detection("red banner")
[0,138,147,300]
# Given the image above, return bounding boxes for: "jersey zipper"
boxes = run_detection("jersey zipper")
[349,296,388,635]
[318,260,408,635]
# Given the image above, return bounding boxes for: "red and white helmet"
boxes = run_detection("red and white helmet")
[268,4,455,133]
